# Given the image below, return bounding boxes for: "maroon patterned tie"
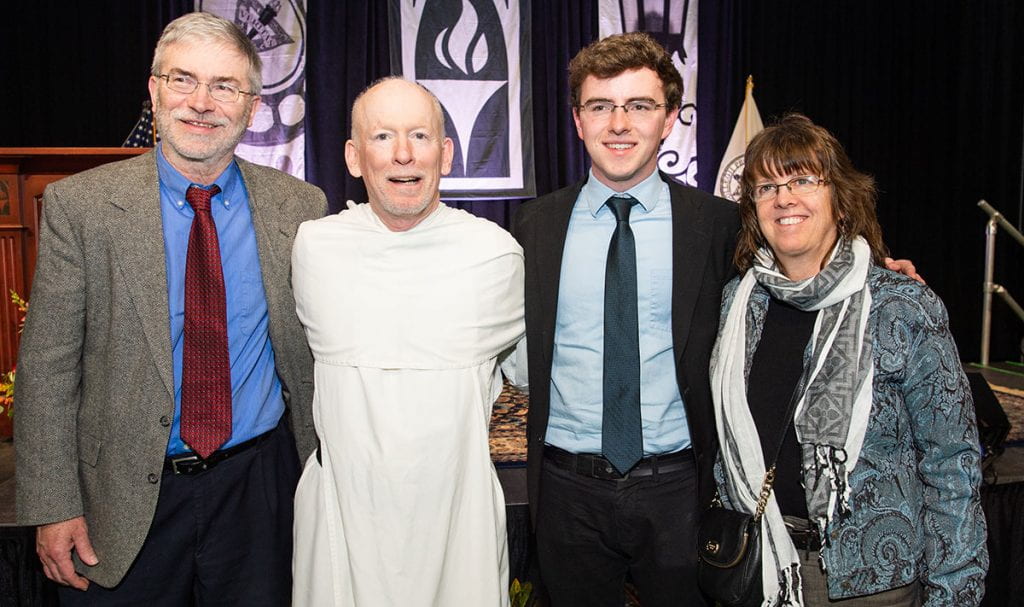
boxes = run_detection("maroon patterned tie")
[181,184,231,459]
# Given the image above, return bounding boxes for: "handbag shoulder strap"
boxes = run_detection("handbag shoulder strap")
[752,389,802,520]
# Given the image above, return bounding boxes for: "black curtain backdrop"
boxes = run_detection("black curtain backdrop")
[696,0,741,195]
[304,0,392,215]
[0,1,191,147]
[0,1,1022,360]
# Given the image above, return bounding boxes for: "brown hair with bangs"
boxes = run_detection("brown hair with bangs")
[568,32,683,110]
[734,113,889,272]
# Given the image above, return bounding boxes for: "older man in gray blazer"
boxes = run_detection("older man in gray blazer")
[14,12,325,605]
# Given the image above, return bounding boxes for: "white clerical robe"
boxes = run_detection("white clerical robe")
[291,202,523,607]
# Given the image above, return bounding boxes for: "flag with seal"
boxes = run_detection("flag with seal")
[715,75,763,202]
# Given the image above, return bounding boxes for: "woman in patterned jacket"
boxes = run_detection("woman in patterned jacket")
[710,113,988,606]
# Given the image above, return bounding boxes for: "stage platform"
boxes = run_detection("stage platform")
[969,361,1024,444]
[971,360,1024,391]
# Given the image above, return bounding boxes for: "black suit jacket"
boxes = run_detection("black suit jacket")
[511,174,740,523]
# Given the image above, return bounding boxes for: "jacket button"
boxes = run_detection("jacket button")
[159,416,170,427]
[147,473,159,484]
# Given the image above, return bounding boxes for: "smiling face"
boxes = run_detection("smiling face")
[345,79,454,232]
[572,68,678,192]
[755,170,839,280]
[148,40,259,183]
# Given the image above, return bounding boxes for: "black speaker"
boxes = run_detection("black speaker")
[965,371,1011,467]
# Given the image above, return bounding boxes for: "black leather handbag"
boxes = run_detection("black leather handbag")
[697,395,798,607]
[696,470,773,607]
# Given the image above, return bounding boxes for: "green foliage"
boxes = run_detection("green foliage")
[509,578,534,607]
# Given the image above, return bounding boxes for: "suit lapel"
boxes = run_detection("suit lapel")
[668,178,712,365]
[537,182,582,370]
[237,159,292,328]
[105,152,174,397]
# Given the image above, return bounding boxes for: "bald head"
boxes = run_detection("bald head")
[350,77,447,141]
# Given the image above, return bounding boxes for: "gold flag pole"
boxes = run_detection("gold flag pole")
[743,76,757,144]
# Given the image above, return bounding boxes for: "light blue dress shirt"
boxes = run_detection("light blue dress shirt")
[546,170,690,455]
[157,145,285,456]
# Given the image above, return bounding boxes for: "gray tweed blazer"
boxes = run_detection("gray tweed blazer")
[14,150,327,587]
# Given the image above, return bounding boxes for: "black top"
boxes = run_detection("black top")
[746,298,816,519]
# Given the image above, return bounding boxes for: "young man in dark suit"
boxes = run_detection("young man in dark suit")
[512,32,738,607]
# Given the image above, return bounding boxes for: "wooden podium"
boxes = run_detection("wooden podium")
[0,148,149,374]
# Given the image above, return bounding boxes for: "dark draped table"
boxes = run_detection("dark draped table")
[980,479,1024,606]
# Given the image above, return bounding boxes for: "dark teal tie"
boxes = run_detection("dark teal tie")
[602,195,642,476]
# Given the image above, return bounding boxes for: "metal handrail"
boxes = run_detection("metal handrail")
[978,200,1024,364]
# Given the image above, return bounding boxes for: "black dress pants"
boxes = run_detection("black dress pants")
[535,454,707,607]
[58,422,300,606]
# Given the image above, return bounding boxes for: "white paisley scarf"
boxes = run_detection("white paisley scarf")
[710,237,874,606]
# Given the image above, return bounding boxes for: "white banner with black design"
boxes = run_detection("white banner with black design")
[599,0,699,186]
[714,76,763,202]
[199,0,307,179]
[389,0,535,199]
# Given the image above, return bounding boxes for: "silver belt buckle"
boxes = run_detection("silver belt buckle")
[169,453,201,474]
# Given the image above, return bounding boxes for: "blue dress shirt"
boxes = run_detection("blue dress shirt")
[547,169,690,456]
[157,145,285,456]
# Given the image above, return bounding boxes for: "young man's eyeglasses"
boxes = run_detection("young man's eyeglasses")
[576,100,670,119]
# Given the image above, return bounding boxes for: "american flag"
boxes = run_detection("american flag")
[123,100,158,147]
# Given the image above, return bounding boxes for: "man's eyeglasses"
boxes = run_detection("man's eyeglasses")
[753,176,829,201]
[155,73,257,104]
[576,100,670,119]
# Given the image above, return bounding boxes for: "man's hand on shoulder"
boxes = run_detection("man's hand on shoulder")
[37,516,98,590]
[884,257,925,284]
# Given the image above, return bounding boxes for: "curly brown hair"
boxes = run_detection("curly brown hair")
[568,32,683,110]
[734,113,888,272]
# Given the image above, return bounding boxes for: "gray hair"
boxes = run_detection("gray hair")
[151,12,263,94]
[350,76,447,140]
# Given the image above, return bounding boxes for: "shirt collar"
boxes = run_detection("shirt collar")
[156,143,240,211]
[581,168,665,218]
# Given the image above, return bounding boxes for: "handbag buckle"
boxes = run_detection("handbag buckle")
[704,540,720,555]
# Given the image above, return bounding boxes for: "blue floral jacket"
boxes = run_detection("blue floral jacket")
[715,266,989,605]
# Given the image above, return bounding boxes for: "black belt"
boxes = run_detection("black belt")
[543,445,692,480]
[785,517,822,551]
[164,430,271,475]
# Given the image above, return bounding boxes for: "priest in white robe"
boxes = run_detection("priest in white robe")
[291,77,523,607]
